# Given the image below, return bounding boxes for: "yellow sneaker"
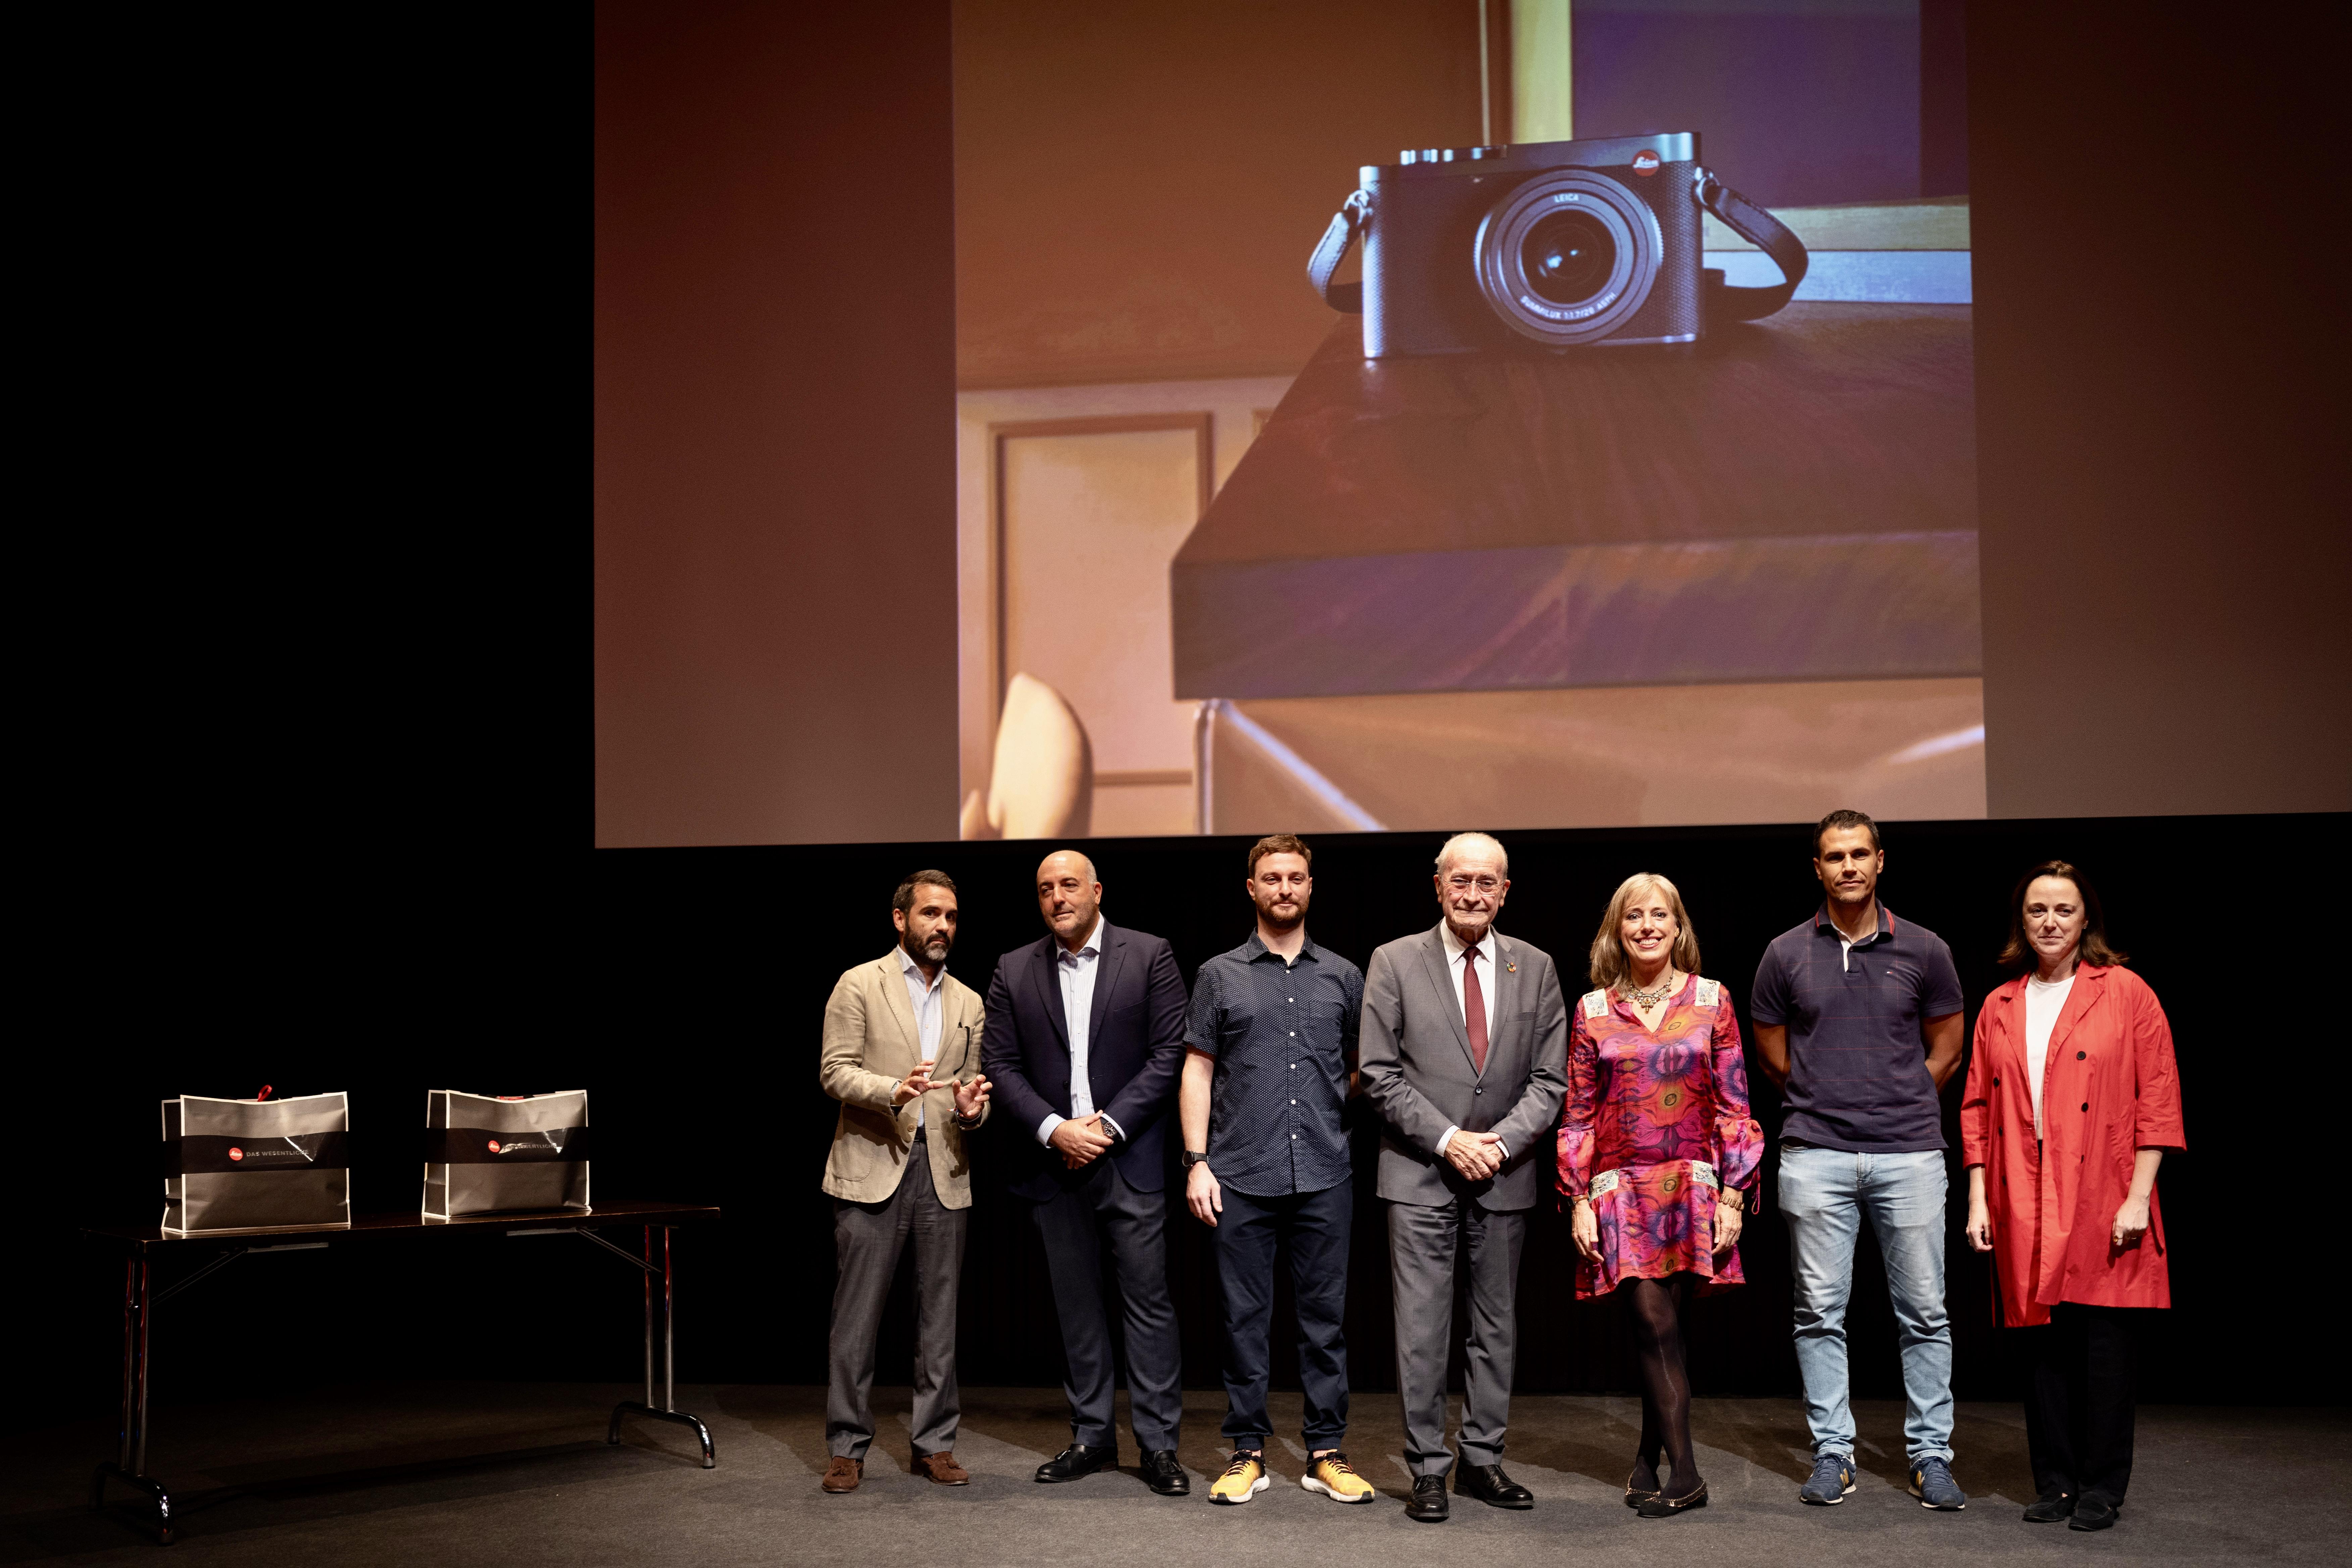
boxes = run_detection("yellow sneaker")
[1303,1450,1376,1503]
[1210,1451,1270,1504]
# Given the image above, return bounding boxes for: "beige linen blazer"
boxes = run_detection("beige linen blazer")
[820,951,989,1209]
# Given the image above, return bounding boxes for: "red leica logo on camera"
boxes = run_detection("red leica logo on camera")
[487,1139,502,1153]
[1630,150,1660,176]
[228,1146,244,1161]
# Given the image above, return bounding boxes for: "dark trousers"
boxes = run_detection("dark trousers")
[1031,1155,1184,1450]
[2018,1303,2144,1503]
[826,1131,967,1459]
[1213,1180,1352,1450]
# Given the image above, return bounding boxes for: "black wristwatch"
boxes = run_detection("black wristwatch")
[1182,1149,1211,1170]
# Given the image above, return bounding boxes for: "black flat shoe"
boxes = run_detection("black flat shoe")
[1454,1463,1534,1509]
[1034,1442,1119,1483]
[1635,1480,1709,1518]
[2023,1489,2075,1523]
[1624,1466,1661,1509]
[1139,1449,1189,1495]
[1406,1473,1450,1522]
[2069,1495,2118,1531]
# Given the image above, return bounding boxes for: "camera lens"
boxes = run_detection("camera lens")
[1520,211,1617,306]
[1474,168,1662,347]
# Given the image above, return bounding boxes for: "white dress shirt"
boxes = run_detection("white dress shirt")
[1036,917,1125,1146]
[896,944,945,1131]
[2024,971,2075,1141]
[1436,923,1504,1161]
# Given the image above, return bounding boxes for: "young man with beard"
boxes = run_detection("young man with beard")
[815,870,994,1493]
[1180,835,1373,1506]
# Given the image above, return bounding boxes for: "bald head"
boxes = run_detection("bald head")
[1036,848,1104,952]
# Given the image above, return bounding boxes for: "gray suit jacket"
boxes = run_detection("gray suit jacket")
[1359,923,1569,1211]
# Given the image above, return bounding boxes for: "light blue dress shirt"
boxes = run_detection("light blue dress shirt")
[895,944,945,1131]
[1036,917,1124,1146]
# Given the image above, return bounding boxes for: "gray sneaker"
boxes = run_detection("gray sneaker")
[1799,1453,1856,1505]
[1909,1456,1967,1510]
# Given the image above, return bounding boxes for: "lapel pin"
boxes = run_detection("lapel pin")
[1507,962,1517,974]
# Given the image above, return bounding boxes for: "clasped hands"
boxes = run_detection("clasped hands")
[891,1063,993,1122]
[1049,1112,1117,1169]
[1442,1129,1506,1181]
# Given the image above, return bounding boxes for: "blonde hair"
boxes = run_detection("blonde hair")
[1588,872,1702,989]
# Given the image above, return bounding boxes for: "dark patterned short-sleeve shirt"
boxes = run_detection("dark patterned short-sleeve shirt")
[1184,932,1362,1197]
[1749,903,1965,1152]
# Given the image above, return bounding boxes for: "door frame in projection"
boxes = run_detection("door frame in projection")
[989,413,1213,836]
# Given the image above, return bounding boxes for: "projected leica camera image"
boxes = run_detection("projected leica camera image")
[953,2,1977,842]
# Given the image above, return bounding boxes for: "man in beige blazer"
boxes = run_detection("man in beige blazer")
[818,870,992,1493]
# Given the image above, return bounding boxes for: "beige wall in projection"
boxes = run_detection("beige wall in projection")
[996,419,1207,837]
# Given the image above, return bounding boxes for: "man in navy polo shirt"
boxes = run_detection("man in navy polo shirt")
[1179,834,1374,1508]
[1753,809,1969,1512]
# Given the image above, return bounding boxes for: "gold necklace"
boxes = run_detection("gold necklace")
[1624,969,1679,1008]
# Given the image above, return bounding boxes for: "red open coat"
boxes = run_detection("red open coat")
[1960,964,2185,1326]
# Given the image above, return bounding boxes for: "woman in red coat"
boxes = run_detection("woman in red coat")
[1961,860,2185,1534]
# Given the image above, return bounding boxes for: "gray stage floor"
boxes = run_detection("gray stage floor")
[4,1384,2342,1565]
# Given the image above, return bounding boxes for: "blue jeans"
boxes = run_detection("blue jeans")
[1777,1145,1954,1463]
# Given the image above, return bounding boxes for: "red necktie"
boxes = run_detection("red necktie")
[1463,948,1489,1075]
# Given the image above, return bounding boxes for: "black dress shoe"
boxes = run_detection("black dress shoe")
[1034,1442,1119,1483]
[1406,1473,1450,1522]
[2023,1489,2075,1523]
[1635,1480,1709,1518]
[2069,1494,2119,1531]
[1455,1463,1535,1509]
[1140,1450,1190,1496]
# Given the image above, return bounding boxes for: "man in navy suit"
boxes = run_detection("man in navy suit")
[982,849,1190,1496]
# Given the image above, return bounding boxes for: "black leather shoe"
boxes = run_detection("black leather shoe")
[1406,1473,1450,1522]
[1035,1442,1119,1483]
[1455,1463,1534,1509]
[2023,1489,2075,1523]
[1140,1450,1190,1496]
[2069,1494,2119,1531]
[1635,1480,1709,1518]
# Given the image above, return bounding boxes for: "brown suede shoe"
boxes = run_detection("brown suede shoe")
[821,1456,863,1493]
[913,1451,971,1485]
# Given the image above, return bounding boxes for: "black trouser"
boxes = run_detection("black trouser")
[1031,1155,1184,1451]
[2018,1303,2144,1504]
[1213,1180,1351,1451]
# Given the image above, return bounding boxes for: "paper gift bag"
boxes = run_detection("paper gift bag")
[162,1091,351,1234]
[423,1089,590,1219]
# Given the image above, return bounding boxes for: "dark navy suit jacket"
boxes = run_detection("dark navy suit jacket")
[981,921,1188,1201]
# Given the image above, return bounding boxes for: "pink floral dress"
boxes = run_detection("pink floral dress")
[1554,976,1764,1299]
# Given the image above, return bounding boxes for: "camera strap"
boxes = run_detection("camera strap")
[1306,171,1811,323]
[1698,170,1810,321]
[1307,188,1371,312]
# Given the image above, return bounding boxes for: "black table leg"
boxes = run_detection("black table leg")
[92,1246,175,1545]
[601,1225,716,1467]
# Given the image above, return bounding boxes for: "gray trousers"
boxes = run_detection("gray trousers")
[827,1133,967,1459]
[1032,1156,1184,1451]
[1388,1196,1527,1476]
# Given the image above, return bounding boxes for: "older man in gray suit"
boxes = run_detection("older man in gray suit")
[1360,832,1569,1523]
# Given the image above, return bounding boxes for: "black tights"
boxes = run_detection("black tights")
[1624,1276,1699,1497]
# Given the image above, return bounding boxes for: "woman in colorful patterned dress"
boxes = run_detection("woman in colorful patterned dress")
[1557,872,1764,1519]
